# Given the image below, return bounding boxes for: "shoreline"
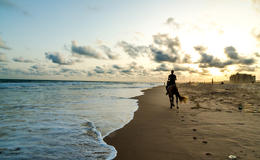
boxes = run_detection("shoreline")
[104,84,260,160]
[102,85,160,159]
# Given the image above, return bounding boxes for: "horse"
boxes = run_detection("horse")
[167,84,187,109]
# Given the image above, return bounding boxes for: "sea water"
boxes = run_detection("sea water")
[0,80,159,160]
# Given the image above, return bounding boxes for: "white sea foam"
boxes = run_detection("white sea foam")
[0,80,159,159]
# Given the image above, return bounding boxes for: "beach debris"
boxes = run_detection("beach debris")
[228,155,237,160]
[202,141,208,144]
[238,104,243,111]
[192,129,197,132]
[193,137,197,140]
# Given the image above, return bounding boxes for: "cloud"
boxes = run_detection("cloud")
[165,17,180,29]
[153,64,171,71]
[152,34,180,55]
[0,36,10,50]
[112,64,122,70]
[224,46,255,65]
[194,46,207,53]
[255,52,260,57]
[150,46,178,63]
[149,34,181,63]
[0,67,31,76]
[0,52,7,62]
[0,0,29,15]
[224,46,239,60]
[94,66,105,74]
[236,65,256,72]
[99,45,119,60]
[45,52,79,65]
[173,65,192,72]
[198,52,234,68]
[13,57,35,63]
[251,28,260,42]
[182,54,192,63]
[194,45,256,69]
[117,41,149,59]
[71,41,104,59]
[120,62,147,75]
[59,67,87,76]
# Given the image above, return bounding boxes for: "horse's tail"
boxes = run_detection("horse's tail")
[176,89,188,103]
[178,95,188,103]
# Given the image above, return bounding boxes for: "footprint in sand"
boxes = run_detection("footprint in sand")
[205,152,212,156]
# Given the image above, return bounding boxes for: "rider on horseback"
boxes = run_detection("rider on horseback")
[166,70,176,95]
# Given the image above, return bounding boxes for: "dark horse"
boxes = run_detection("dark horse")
[167,85,187,109]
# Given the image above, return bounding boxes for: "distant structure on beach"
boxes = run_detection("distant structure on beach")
[229,73,256,83]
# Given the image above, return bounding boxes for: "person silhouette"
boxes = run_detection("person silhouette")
[166,70,176,95]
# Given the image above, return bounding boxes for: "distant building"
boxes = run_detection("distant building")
[229,73,256,83]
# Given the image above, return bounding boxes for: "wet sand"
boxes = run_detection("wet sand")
[104,83,260,160]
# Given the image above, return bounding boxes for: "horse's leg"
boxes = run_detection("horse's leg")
[169,95,172,109]
[176,94,179,109]
[172,95,175,108]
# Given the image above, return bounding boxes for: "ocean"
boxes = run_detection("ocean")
[0,79,159,160]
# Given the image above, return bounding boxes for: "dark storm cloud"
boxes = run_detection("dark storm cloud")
[45,52,79,65]
[117,41,149,58]
[0,0,29,15]
[99,45,119,60]
[13,57,35,63]
[71,41,104,59]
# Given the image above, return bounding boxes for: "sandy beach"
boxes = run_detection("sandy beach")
[105,83,260,160]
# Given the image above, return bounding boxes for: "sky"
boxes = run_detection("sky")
[0,0,260,82]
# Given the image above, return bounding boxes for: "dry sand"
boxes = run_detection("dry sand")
[104,83,260,160]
